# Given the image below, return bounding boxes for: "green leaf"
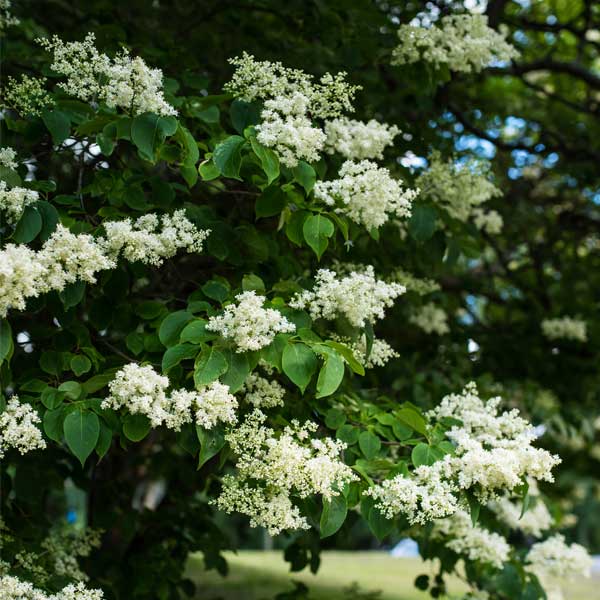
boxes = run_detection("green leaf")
[293,161,316,194]
[255,186,286,218]
[63,409,100,467]
[36,200,60,242]
[159,311,193,347]
[194,346,228,386]
[199,160,220,181]
[162,343,197,372]
[325,408,346,429]
[367,505,394,541]
[58,381,83,400]
[282,342,318,392]
[131,113,178,161]
[0,319,13,365]
[220,351,250,393]
[42,109,71,145]
[196,426,225,468]
[202,280,230,303]
[213,135,245,180]
[336,424,359,445]
[408,204,437,243]
[44,407,64,442]
[466,490,481,526]
[320,495,347,538]
[325,340,365,375]
[392,420,413,441]
[303,214,334,259]
[12,205,42,243]
[285,210,309,246]
[396,407,428,436]
[242,274,265,293]
[250,137,280,184]
[180,319,216,344]
[96,422,113,458]
[59,281,86,310]
[316,351,345,398]
[363,321,374,360]
[358,431,381,460]
[411,443,443,467]
[230,99,261,135]
[123,413,151,442]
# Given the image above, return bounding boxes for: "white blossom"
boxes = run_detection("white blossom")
[368,383,560,523]
[0,397,46,458]
[324,118,399,160]
[41,528,102,582]
[2,75,53,116]
[416,151,502,226]
[0,181,39,225]
[206,291,295,352]
[290,266,405,328]
[241,373,286,408]
[225,52,359,119]
[103,364,237,431]
[37,33,175,116]
[0,211,209,317]
[410,302,450,335]
[256,93,326,167]
[0,146,18,169]
[334,335,398,368]
[392,14,519,73]
[489,493,552,537]
[215,410,357,535]
[432,509,510,568]
[472,208,503,234]
[314,160,417,230]
[541,317,587,343]
[0,0,19,31]
[527,534,593,580]
[393,269,440,295]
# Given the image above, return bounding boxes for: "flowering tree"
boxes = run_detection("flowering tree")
[0,2,598,600]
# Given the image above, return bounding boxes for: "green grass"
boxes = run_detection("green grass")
[187,550,599,600]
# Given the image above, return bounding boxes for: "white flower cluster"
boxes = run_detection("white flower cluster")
[0,0,19,31]
[41,528,102,583]
[206,291,295,352]
[0,181,39,225]
[0,576,104,600]
[0,211,209,316]
[472,207,503,234]
[241,373,286,408]
[215,409,357,535]
[2,75,54,116]
[0,397,46,458]
[314,160,417,230]
[368,383,560,523]
[393,269,440,295]
[527,534,593,580]
[0,146,18,169]
[290,266,405,328]
[256,93,326,167]
[103,364,237,431]
[410,302,450,335]
[225,53,360,167]
[324,118,399,160]
[392,14,519,73]
[490,493,552,537]
[432,509,510,568]
[334,335,398,368]
[416,152,502,230]
[541,317,587,343]
[100,210,208,266]
[38,33,175,116]
[225,52,359,119]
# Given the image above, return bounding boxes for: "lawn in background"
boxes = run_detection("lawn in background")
[187,550,598,600]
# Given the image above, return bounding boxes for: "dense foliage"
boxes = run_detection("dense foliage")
[1,1,599,599]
